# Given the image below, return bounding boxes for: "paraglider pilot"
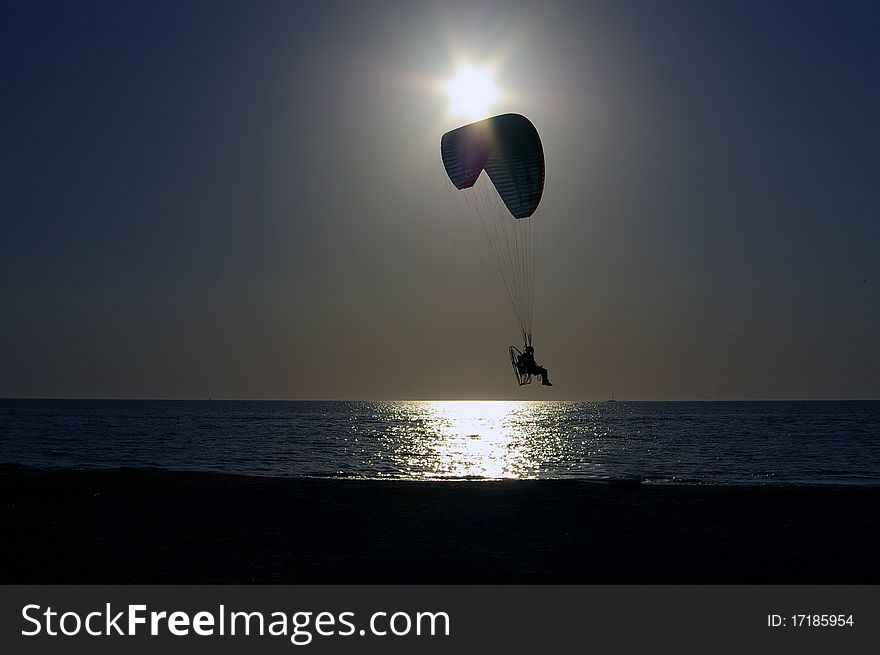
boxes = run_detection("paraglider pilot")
[518,345,552,386]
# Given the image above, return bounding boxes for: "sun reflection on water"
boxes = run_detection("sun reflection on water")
[346,400,618,480]
[391,401,546,479]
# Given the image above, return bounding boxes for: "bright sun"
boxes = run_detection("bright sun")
[443,64,500,121]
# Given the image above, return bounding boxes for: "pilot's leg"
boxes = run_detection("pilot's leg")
[538,366,552,386]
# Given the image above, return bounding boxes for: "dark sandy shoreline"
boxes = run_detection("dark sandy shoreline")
[2,464,878,583]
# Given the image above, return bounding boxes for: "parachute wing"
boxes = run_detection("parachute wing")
[441,113,545,219]
[441,113,546,347]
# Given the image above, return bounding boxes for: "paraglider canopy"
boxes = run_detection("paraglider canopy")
[441,113,545,219]
[440,113,546,347]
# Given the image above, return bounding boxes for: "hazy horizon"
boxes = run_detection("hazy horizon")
[3,397,879,404]
[2,1,878,401]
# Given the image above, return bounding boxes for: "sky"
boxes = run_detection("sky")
[1,0,878,400]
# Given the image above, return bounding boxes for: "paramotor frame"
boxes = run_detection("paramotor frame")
[509,345,532,386]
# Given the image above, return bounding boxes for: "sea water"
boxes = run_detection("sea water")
[1,399,878,484]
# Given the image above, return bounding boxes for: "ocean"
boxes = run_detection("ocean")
[1,399,878,484]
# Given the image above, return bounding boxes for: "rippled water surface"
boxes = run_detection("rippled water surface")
[1,400,878,484]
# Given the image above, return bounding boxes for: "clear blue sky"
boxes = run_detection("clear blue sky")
[1,0,878,399]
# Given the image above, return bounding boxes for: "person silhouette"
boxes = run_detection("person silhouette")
[518,345,552,386]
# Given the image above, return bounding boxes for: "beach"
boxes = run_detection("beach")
[2,464,878,584]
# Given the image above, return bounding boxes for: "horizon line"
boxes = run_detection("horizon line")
[2,396,878,403]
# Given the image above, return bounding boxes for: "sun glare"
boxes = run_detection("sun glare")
[443,64,500,121]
